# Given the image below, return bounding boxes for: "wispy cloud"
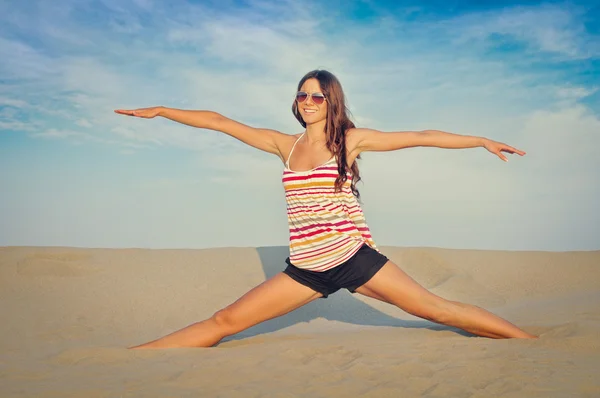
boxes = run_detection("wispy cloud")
[0,97,29,108]
[2,1,597,147]
[32,129,92,140]
[450,4,599,59]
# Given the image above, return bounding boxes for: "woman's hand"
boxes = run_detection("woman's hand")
[114,106,164,118]
[483,139,526,162]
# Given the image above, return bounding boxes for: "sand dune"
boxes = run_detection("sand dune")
[1,246,599,397]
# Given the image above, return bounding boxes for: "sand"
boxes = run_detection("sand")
[1,245,599,397]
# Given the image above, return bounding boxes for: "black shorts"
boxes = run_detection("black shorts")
[283,243,389,298]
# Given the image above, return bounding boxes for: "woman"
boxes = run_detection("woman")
[115,69,536,348]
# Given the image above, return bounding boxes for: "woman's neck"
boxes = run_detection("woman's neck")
[304,120,327,145]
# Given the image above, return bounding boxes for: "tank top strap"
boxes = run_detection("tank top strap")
[285,132,305,169]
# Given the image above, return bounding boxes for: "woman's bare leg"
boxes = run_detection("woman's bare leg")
[355,261,537,339]
[130,273,322,349]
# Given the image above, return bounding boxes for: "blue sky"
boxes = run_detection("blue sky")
[1,0,599,251]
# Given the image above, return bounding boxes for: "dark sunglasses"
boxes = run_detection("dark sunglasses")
[295,91,326,105]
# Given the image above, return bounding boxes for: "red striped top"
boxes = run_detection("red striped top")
[283,132,379,271]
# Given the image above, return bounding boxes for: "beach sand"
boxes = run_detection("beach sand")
[1,245,599,397]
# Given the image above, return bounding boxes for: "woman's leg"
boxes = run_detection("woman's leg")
[130,273,322,349]
[355,261,537,339]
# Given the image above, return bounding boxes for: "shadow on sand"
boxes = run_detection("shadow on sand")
[221,246,469,343]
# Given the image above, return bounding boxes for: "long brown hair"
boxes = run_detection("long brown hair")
[292,70,362,199]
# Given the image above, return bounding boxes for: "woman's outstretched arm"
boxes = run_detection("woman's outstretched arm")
[114,107,289,159]
[348,128,526,162]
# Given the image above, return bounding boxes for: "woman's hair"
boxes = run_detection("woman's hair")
[292,70,362,199]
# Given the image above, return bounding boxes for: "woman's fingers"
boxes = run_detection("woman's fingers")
[113,107,159,118]
[501,145,526,156]
[114,109,135,116]
[488,142,527,161]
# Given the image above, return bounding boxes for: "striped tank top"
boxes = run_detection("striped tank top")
[282,132,379,272]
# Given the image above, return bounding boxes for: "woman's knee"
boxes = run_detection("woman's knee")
[211,308,242,334]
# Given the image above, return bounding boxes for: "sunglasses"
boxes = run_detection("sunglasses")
[295,91,326,105]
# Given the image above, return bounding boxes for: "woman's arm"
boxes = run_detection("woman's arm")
[114,106,288,158]
[349,128,526,162]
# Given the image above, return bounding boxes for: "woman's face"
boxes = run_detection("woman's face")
[298,78,328,126]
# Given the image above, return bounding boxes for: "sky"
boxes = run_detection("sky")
[0,0,599,251]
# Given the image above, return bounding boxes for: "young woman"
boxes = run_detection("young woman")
[115,69,536,348]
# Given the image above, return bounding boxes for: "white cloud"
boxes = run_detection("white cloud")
[451,4,599,59]
[0,97,29,108]
[3,1,596,153]
[521,105,600,167]
[76,118,93,128]
[32,129,92,140]
[0,37,56,80]
[0,121,37,132]
[554,86,598,102]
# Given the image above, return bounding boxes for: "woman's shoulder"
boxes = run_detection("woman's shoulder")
[274,131,303,146]
[276,132,306,165]
[345,127,367,155]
